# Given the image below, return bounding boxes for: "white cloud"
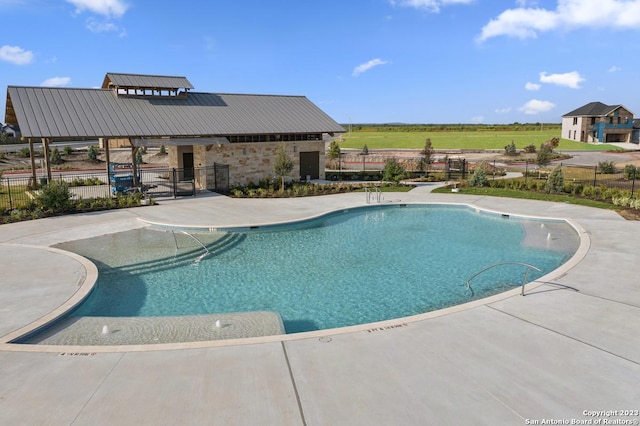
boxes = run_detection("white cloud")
[478,0,640,42]
[525,82,541,91]
[519,99,555,115]
[608,65,621,72]
[539,71,585,88]
[41,77,71,87]
[495,107,512,114]
[0,45,34,65]
[66,0,128,18]
[389,0,474,13]
[86,17,126,35]
[353,58,389,76]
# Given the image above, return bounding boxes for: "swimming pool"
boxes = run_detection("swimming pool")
[26,204,579,345]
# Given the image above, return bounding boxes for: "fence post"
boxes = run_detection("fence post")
[6,177,13,210]
[524,161,528,185]
[593,165,598,187]
[172,168,177,198]
[632,168,637,198]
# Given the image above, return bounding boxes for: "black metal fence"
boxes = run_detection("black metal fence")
[0,164,230,211]
[557,163,637,195]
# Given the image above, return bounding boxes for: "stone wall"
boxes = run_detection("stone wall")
[169,141,325,188]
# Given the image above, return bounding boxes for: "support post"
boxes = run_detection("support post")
[41,138,52,182]
[28,138,37,188]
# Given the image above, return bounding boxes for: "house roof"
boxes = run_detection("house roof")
[562,101,631,117]
[4,85,345,139]
[102,73,194,90]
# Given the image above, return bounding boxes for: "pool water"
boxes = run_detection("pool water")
[55,205,579,334]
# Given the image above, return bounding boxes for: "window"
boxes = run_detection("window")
[573,117,578,125]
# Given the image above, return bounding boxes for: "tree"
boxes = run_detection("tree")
[382,158,406,183]
[274,144,294,190]
[327,140,341,170]
[420,138,434,172]
[327,140,341,161]
[545,165,564,193]
[536,142,553,168]
[504,140,517,155]
[469,162,488,187]
[361,144,369,171]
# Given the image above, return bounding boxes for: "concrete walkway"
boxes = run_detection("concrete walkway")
[1,188,639,425]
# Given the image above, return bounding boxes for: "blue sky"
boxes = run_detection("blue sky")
[2,0,640,125]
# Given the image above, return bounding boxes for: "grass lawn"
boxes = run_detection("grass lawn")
[432,186,622,211]
[339,130,620,152]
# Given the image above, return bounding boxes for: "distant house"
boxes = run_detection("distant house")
[1,124,18,138]
[561,102,635,143]
[633,119,640,144]
[4,72,345,188]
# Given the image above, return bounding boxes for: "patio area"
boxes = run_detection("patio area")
[1,187,639,425]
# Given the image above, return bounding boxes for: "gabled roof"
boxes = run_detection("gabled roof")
[102,73,194,90]
[5,86,345,139]
[562,101,631,117]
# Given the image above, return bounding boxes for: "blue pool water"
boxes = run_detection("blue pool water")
[61,204,579,333]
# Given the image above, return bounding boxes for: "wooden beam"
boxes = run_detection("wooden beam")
[28,138,37,188]
[41,138,52,182]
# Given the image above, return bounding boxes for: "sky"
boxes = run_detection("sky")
[2,0,640,125]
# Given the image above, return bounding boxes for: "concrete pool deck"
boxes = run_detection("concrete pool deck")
[1,186,639,425]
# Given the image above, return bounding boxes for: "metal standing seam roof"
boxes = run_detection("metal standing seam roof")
[102,73,194,90]
[562,101,629,117]
[5,86,346,139]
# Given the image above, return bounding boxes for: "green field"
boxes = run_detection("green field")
[338,130,619,151]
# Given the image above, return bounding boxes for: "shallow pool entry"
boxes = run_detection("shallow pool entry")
[29,205,579,344]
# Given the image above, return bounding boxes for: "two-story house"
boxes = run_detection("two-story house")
[561,102,635,143]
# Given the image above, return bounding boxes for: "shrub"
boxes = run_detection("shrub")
[382,158,406,183]
[623,164,637,180]
[50,147,63,165]
[523,144,537,153]
[504,141,517,155]
[87,145,100,161]
[19,147,31,158]
[37,180,73,213]
[63,145,73,155]
[597,161,617,174]
[159,145,167,155]
[545,165,564,193]
[469,163,488,187]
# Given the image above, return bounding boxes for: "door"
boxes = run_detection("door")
[182,152,194,181]
[299,151,319,180]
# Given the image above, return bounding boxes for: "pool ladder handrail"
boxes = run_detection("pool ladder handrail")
[464,262,542,297]
[365,186,383,204]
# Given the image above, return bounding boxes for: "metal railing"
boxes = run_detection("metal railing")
[464,262,542,296]
[365,186,383,203]
[1,165,230,211]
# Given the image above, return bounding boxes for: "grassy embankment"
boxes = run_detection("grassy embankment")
[338,127,620,151]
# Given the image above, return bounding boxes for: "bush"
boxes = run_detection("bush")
[382,158,406,183]
[597,161,617,174]
[623,164,637,180]
[37,180,73,213]
[504,141,517,155]
[523,144,537,153]
[63,145,73,155]
[19,147,31,158]
[545,165,564,193]
[87,145,100,161]
[159,145,167,155]
[50,147,63,165]
[469,163,488,187]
